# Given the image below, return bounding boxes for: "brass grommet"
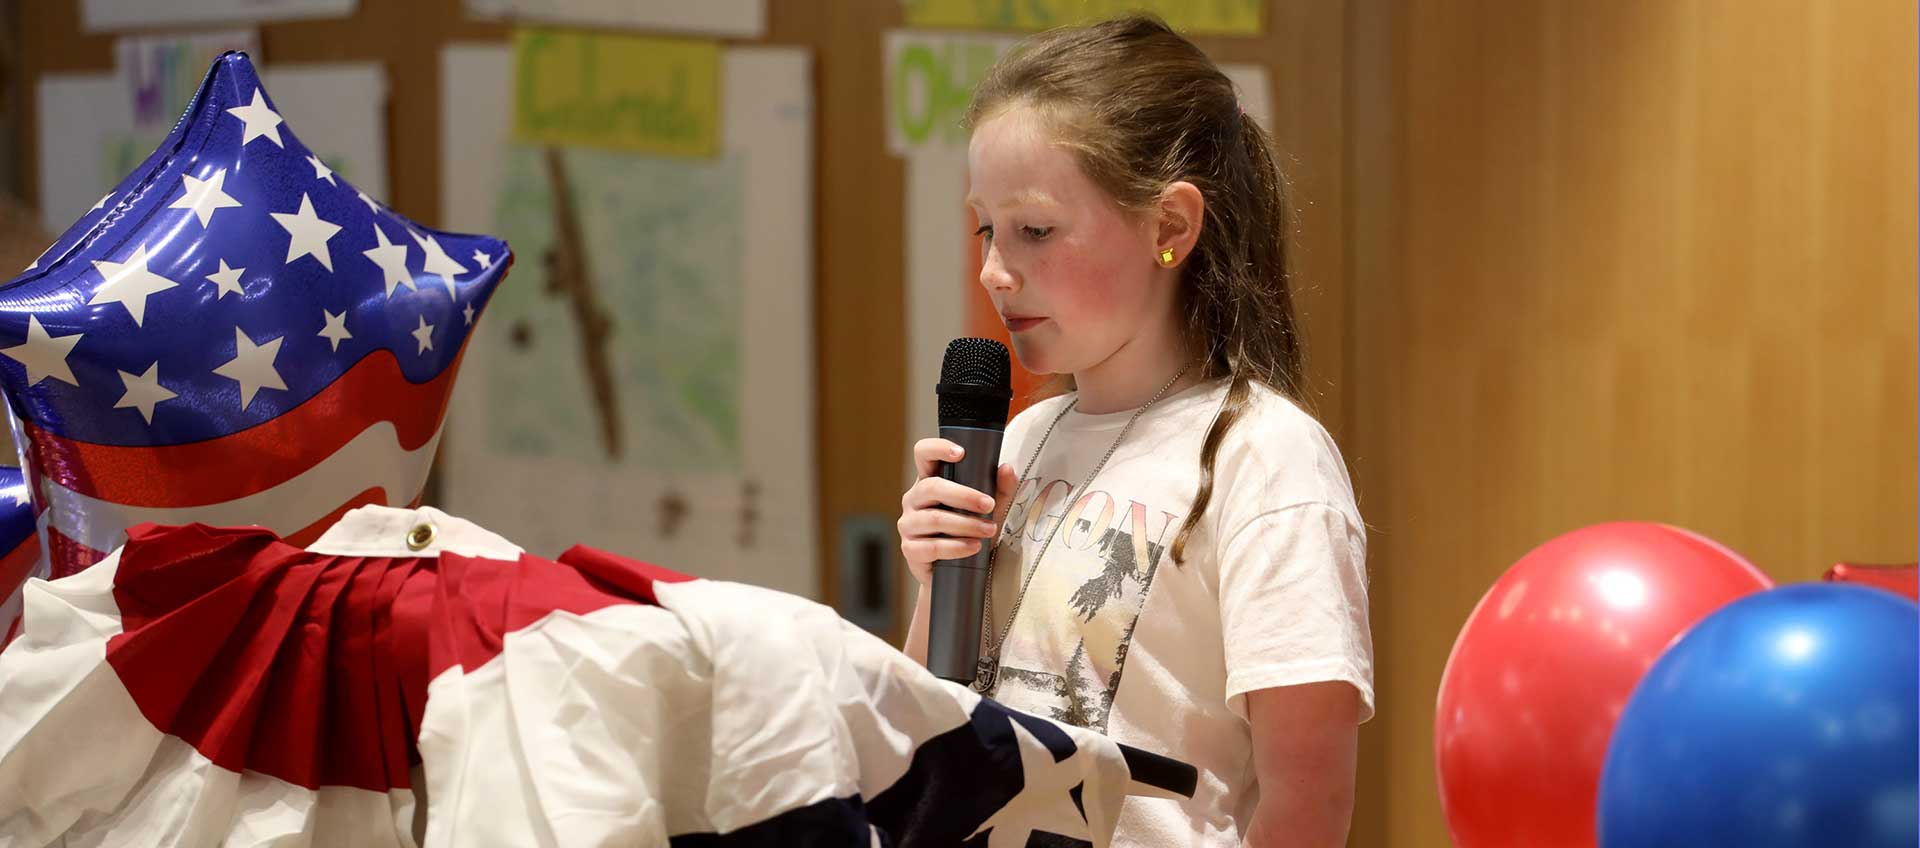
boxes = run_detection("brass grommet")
[405,522,437,551]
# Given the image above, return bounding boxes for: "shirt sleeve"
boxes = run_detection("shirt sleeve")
[1214,501,1374,723]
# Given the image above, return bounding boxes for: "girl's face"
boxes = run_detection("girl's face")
[966,107,1166,378]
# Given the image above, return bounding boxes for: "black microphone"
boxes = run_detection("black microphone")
[927,338,1013,683]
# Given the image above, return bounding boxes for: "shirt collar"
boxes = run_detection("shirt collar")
[306,504,523,559]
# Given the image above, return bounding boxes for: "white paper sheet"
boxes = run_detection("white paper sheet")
[464,0,766,38]
[116,30,262,133]
[82,0,354,32]
[438,44,817,597]
[36,63,388,239]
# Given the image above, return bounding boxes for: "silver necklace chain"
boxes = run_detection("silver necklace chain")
[971,361,1194,694]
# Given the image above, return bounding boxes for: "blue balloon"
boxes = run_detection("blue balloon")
[1598,583,1919,847]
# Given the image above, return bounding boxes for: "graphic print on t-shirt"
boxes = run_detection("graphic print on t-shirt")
[992,475,1183,732]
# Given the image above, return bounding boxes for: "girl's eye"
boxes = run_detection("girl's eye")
[973,224,1052,243]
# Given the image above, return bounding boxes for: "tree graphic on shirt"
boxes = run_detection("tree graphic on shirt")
[1003,495,1181,735]
[1066,523,1161,621]
[1055,640,1097,728]
[1111,614,1141,679]
[1066,563,1125,622]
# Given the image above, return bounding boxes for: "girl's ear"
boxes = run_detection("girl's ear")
[1153,180,1205,267]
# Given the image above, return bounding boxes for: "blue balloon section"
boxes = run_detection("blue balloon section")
[0,468,36,556]
[0,465,41,643]
[1598,583,1919,847]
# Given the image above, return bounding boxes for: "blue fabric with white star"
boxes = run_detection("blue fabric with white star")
[667,697,1196,847]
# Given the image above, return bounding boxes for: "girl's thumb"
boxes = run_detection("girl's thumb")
[991,463,1019,525]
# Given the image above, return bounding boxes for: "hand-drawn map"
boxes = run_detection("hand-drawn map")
[438,44,816,596]
[486,146,744,471]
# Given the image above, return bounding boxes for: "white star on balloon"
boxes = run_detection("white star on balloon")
[225,87,284,147]
[113,361,176,424]
[212,327,287,410]
[0,315,83,387]
[966,719,1093,847]
[318,308,352,352]
[90,192,112,213]
[206,259,246,299]
[90,243,181,326]
[356,190,380,213]
[271,193,343,272]
[472,249,493,270]
[409,229,468,298]
[411,315,435,354]
[169,167,242,227]
[306,154,337,186]
[362,224,414,297]
[462,302,475,326]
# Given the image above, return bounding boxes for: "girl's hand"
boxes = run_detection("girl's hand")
[897,438,1018,587]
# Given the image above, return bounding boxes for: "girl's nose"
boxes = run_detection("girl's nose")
[979,242,1017,293]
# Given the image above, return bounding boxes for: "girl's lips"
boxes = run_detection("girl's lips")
[1004,316,1046,332]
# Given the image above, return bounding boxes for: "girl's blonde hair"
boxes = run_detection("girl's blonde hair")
[965,14,1306,564]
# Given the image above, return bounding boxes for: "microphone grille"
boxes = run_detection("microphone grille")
[937,338,1012,427]
[940,337,1011,387]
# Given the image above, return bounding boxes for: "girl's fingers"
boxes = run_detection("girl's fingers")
[902,537,984,563]
[902,476,996,515]
[912,438,965,480]
[898,508,999,541]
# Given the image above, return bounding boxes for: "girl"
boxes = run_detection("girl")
[898,16,1373,847]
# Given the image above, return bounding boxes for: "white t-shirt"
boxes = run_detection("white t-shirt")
[982,377,1373,846]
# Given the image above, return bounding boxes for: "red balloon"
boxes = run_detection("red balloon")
[1434,522,1772,848]
[1823,561,1918,601]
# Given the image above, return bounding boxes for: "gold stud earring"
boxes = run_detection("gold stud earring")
[1158,248,1175,266]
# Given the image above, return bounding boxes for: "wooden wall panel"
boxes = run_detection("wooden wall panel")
[1348,0,1918,844]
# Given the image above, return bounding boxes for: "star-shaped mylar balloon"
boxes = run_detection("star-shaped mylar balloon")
[0,52,511,579]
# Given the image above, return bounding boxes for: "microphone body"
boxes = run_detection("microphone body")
[927,338,1012,684]
[928,423,1002,681]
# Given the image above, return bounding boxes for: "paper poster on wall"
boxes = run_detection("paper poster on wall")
[885,29,1269,476]
[37,63,389,237]
[467,0,766,38]
[117,30,261,133]
[901,0,1262,36]
[511,29,721,157]
[886,31,1017,156]
[438,44,817,597]
[885,30,1017,468]
[82,0,354,31]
